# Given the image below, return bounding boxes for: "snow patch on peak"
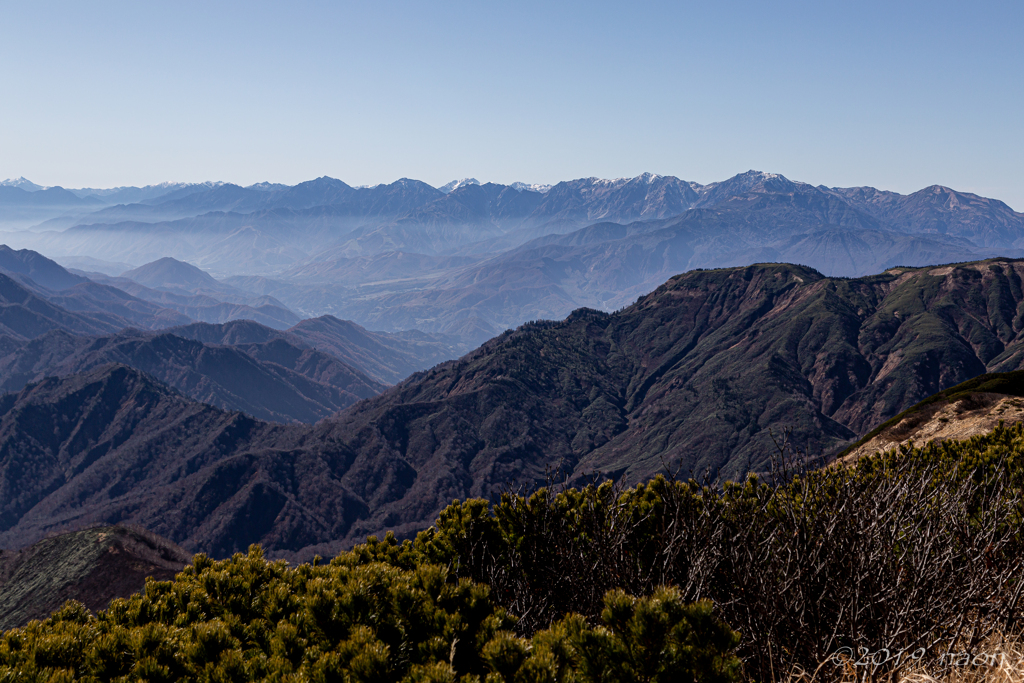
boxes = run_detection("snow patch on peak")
[439,178,481,194]
[510,182,552,193]
[736,170,785,182]
[181,181,226,190]
[1,177,45,191]
[579,173,663,188]
[247,182,289,192]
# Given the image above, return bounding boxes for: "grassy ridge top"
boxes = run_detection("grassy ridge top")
[839,368,1024,458]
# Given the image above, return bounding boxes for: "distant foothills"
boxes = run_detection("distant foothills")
[2,231,1024,561]
[1,170,1022,346]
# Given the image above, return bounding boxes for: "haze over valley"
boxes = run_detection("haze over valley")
[3,170,1022,346]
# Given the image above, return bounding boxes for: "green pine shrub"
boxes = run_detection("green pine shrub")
[379,423,1024,679]
[0,548,741,683]
[8,422,1024,681]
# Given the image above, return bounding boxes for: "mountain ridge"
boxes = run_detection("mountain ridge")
[4,260,1024,558]
[6,171,1024,355]
[0,326,386,424]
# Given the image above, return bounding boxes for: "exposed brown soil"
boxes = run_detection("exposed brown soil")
[0,525,191,630]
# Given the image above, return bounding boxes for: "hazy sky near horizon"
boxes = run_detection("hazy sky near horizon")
[2,1,1022,208]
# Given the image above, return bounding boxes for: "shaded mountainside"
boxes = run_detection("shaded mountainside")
[81,275,301,330]
[28,280,193,331]
[97,256,302,329]
[0,327,385,423]
[0,272,126,339]
[0,246,465,389]
[0,250,299,336]
[0,364,378,557]
[0,246,301,331]
[315,259,1024,533]
[8,261,1024,559]
[0,245,88,290]
[0,526,190,630]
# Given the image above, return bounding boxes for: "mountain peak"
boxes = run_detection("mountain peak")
[0,177,45,192]
[510,181,552,193]
[569,173,666,189]
[246,181,290,192]
[439,178,481,194]
[739,169,787,182]
[120,257,220,290]
[290,176,351,192]
[0,244,86,290]
[693,170,804,207]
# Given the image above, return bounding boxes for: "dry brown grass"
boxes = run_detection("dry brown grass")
[777,633,1024,683]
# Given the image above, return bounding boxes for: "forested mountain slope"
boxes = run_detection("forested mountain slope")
[0,365,303,555]
[4,261,1024,558]
[325,258,1024,500]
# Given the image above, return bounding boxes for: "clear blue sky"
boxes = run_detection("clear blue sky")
[2,1,1022,208]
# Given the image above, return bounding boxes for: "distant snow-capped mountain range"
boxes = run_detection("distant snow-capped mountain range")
[2,176,558,196]
[2,167,1024,347]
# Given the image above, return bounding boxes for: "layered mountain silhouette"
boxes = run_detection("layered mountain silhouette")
[0,327,385,423]
[0,258,280,338]
[0,271,140,339]
[0,246,303,332]
[0,248,466,398]
[283,316,468,385]
[0,186,103,228]
[5,259,1024,559]
[0,245,88,290]
[314,184,999,336]
[79,256,303,329]
[826,183,1024,247]
[3,172,1024,589]
[9,170,1020,343]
